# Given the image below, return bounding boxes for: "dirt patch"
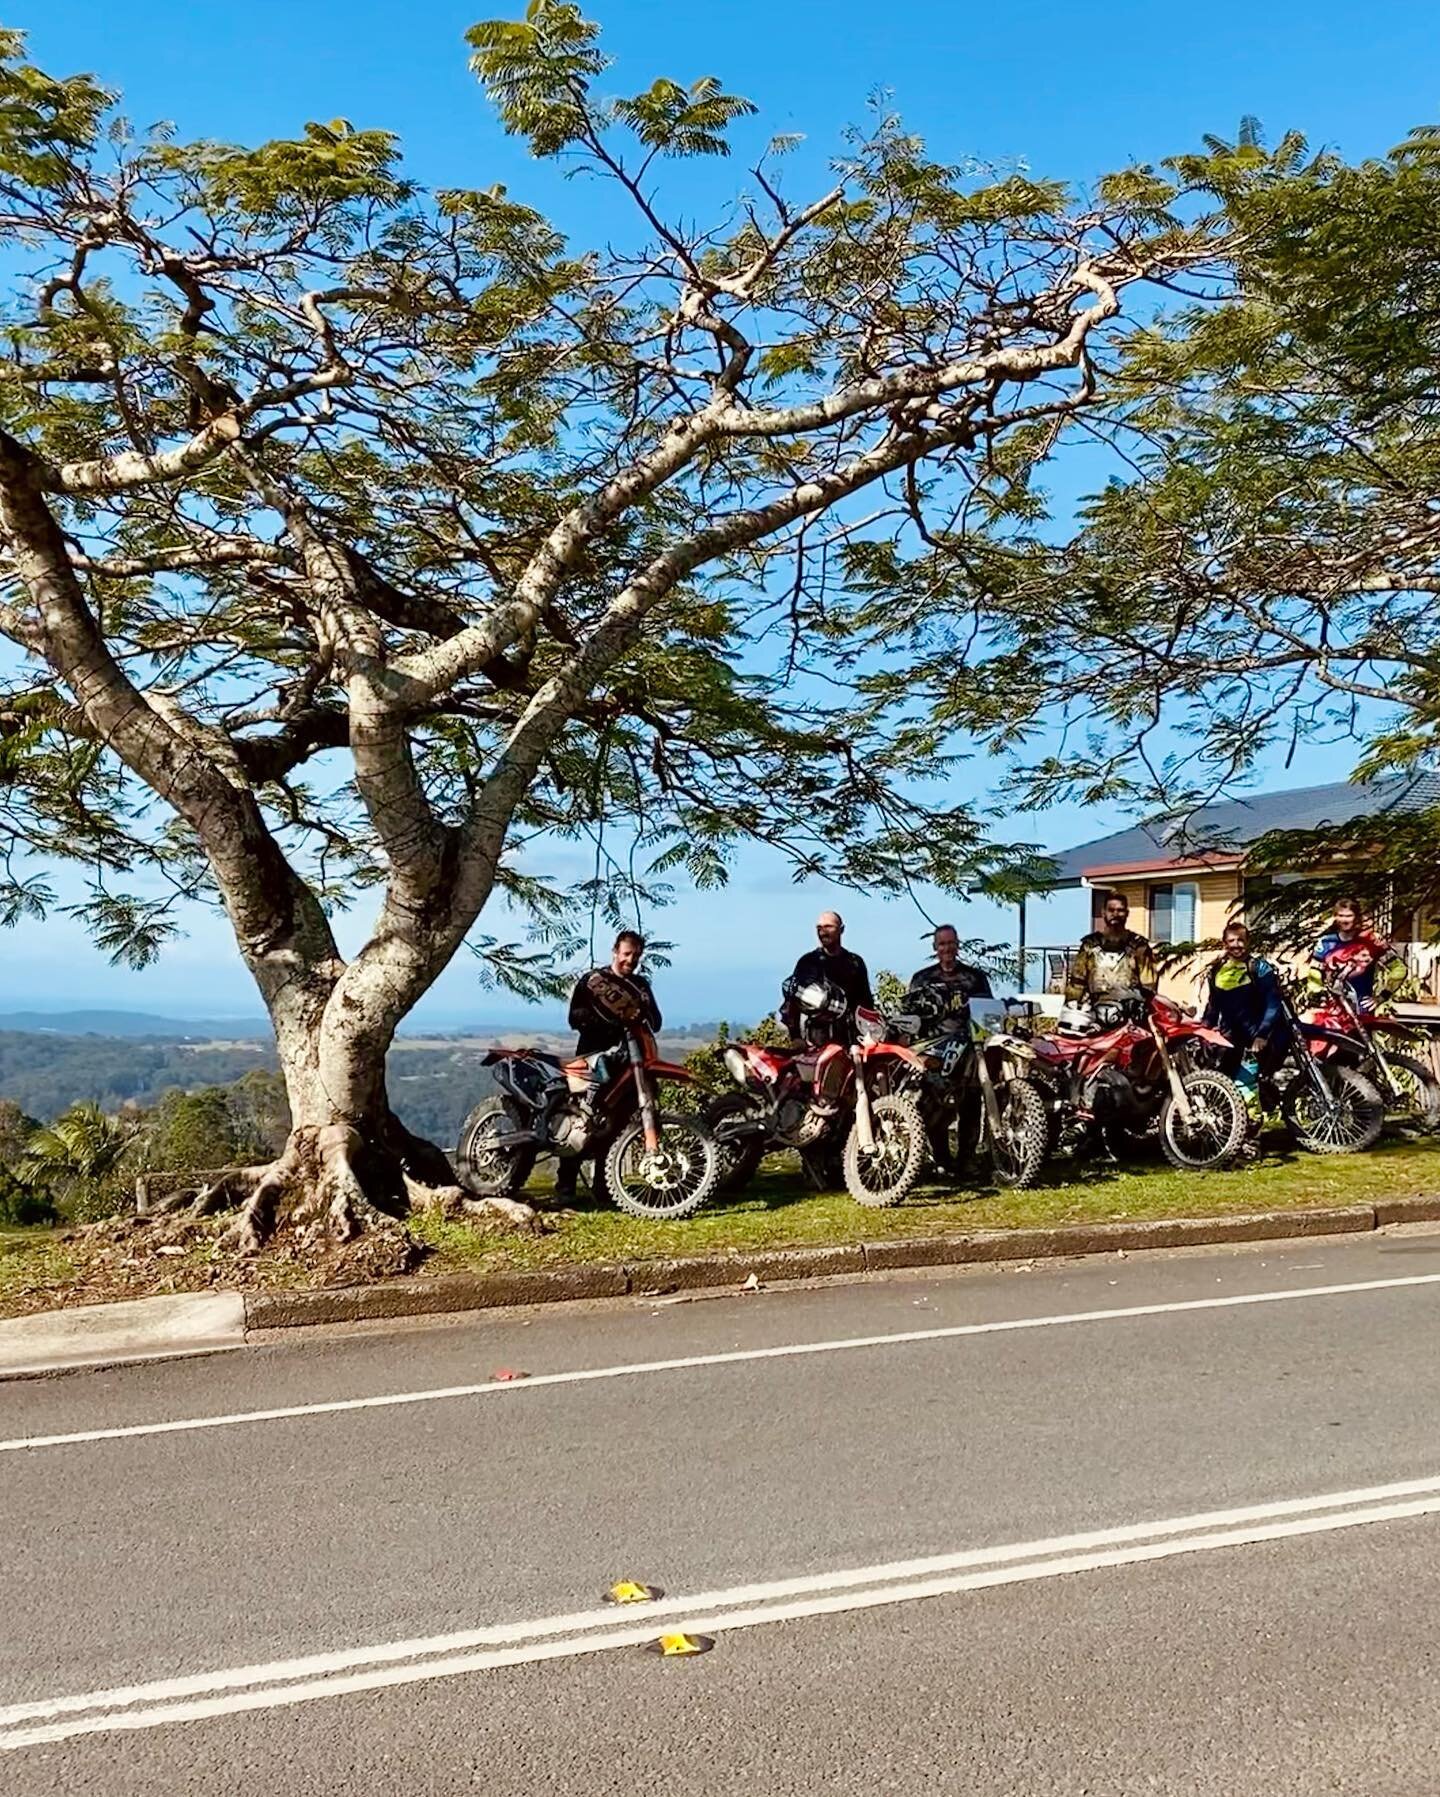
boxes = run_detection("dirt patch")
[0,1211,435,1317]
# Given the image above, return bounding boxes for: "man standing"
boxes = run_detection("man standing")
[908,923,993,1022]
[555,930,661,1199]
[1064,893,1157,1008]
[781,910,873,1039]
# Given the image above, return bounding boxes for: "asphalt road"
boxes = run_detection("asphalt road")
[4,1228,1440,1793]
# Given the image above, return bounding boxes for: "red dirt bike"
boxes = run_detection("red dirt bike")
[456,974,719,1220]
[1303,974,1440,1134]
[705,977,859,1196]
[1027,990,1249,1171]
[838,1004,932,1206]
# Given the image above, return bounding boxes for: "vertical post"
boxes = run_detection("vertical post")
[1017,895,1028,994]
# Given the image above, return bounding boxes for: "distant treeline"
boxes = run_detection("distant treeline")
[0,1030,506,1146]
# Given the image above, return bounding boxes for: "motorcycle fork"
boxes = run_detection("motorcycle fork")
[1152,1023,1193,1122]
[629,1034,661,1153]
[975,1051,1005,1144]
[851,1047,876,1152]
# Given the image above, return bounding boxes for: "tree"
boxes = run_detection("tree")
[17,1100,133,1220]
[134,1086,245,1172]
[0,12,1208,1251]
[0,1097,48,1224]
[864,121,1440,946]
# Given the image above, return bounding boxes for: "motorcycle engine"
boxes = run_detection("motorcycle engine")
[545,1104,589,1154]
[1079,1064,1146,1122]
[774,1095,830,1147]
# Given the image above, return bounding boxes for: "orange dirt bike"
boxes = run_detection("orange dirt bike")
[455,974,719,1220]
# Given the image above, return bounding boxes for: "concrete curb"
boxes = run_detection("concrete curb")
[4,1196,1436,1372]
[242,1195,1440,1333]
[0,1291,245,1379]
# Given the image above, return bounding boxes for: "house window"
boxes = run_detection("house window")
[1150,881,1197,945]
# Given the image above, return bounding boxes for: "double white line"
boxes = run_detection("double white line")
[6,1473,1440,1751]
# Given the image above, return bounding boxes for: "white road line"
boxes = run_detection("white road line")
[6,1470,1440,1731]
[4,1487,1438,1751]
[4,1269,1438,1456]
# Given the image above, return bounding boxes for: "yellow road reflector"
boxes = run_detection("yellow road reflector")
[645,1632,714,1658]
[605,1580,663,1605]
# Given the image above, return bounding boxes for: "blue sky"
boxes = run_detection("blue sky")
[10,0,1437,1026]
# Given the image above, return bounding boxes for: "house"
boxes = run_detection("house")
[1025,772,1440,1004]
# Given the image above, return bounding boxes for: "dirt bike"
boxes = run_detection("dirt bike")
[1303,974,1440,1135]
[1197,979,1387,1156]
[887,989,1051,1190]
[839,1005,931,1207]
[455,975,718,1220]
[704,977,856,1196]
[1027,990,1248,1172]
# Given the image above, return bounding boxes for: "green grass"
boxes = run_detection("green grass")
[2,1137,1439,1318]
[410,1135,1440,1276]
[0,1225,75,1306]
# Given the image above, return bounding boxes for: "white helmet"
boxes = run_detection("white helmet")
[1056,1002,1096,1036]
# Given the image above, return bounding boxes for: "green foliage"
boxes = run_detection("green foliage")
[874,969,907,1013]
[132,1087,243,1171]
[466,2,608,156]
[18,1100,134,1221]
[0,14,1224,1149]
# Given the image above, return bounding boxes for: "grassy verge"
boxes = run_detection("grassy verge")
[410,1136,1440,1275]
[2,1136,1439,1320]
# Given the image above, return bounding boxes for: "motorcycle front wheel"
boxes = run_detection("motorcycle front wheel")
[455,1096,537,1197]
[985,1078,1050,1190]
[1282,1064,1385,1154]
[842,1093,927,1208]
[1158,1071,1248,1172]
[605,1112,719,1220]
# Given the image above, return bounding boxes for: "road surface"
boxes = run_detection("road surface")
[3,1228,1440,1793]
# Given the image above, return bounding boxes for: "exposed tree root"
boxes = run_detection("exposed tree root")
[144,1117,540,1260]
[405,1177,543,1233]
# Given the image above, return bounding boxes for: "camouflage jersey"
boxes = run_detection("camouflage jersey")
[1064,929,1157,1006]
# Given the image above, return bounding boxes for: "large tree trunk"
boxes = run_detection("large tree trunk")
[197,900,537,1257]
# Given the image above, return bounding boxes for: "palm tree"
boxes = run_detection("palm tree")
[18,1102,133,1217]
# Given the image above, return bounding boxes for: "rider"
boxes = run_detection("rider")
[908,923,993,1023]
[555,930,661,1198]
[908,923,992,1173]
[1309,896,1408,1013]
[1064,893,1158,1009]
[1201,921,1286,1078]
[780,911,873,1042]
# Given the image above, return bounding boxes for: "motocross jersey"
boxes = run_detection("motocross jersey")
[1308,929,1409,1011]
[1202,955,1283,1046]
[1064,929,1157,1006]
[567,968,661,1056]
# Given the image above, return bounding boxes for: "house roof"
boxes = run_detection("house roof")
[1043,772,1440,889]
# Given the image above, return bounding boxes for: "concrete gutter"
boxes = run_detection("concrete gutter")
[3,1194,1437,1374]
[0,1291,245,1379]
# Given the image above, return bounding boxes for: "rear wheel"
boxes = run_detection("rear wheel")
[704,1091,767,1197]
[1283,1064,1385,1154]
[843,1093,927,1208]
[1159,1071,1247,1171]
[986,1078,1050,1189]
[605,1112,719,1220]
[1383,1052,1440,1133]
[455,1096,536,1196]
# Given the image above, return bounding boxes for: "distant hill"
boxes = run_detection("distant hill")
[0,1009,271,1040]
[0,1007,726,1043]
